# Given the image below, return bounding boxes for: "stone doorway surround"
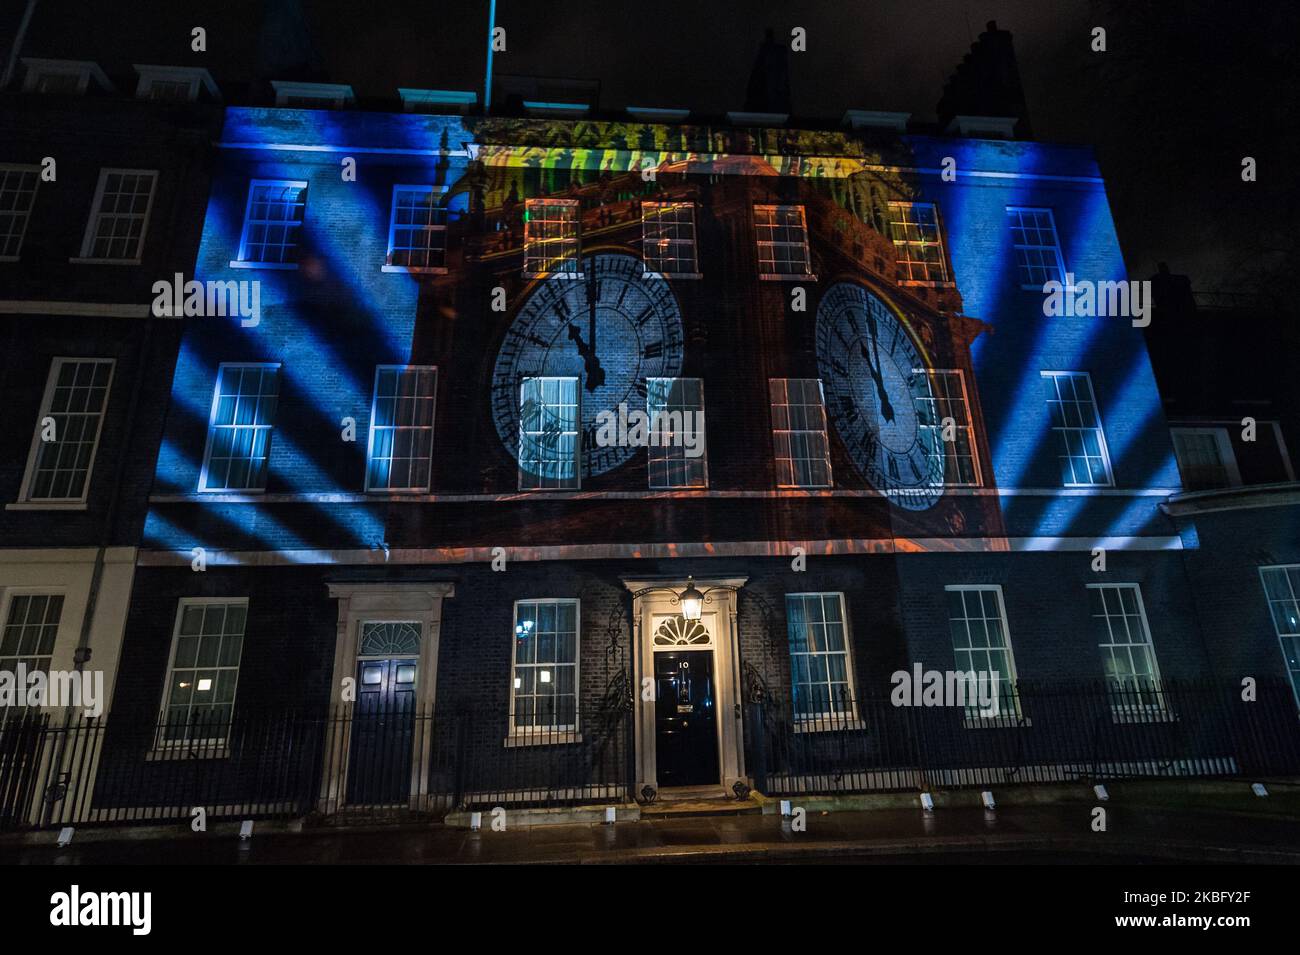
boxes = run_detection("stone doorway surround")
[621,576,748,800]
[321,582,454,811]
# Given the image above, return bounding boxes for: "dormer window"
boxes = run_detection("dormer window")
[134,65,220,103]
[270,81,355,109]
[398,89,477,114]
[21,58,113,96]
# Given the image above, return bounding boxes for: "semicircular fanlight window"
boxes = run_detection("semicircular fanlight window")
[653,615,711,647]
[359,621,422,656]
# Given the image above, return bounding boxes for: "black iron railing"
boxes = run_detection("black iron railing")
[0,701,635,832]
[747,678,1300,795]
[2,679,1295,832]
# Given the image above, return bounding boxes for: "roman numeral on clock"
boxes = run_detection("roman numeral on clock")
[643,340,663,360]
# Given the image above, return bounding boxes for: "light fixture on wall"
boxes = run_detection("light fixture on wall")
[679,577,705,621]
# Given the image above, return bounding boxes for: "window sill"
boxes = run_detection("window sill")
[962,715,1032,730]
[1111,708,1176,725]
[6,501,88,511]
[759,273,817,282]
[643,271,703,280]
[521,272,584,280]
[899,280,956,289]
[197,487,267,495]
[504,732,582,748]
[145,745,230,761]
[794,718,866,733]
[69,257,141,266]
[229,260,297,270]
[382,265,448,274]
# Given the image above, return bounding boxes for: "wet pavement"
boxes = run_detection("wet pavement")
[8,804,1300,864]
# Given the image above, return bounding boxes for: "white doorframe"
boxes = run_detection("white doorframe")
[322,582,454,811]
[622,576,748,798]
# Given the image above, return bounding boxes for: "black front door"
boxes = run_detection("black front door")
[347,658,417,805]
[654,650,720,787]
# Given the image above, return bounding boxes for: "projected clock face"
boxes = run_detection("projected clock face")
[815,282,945,510]
[490,252,685,476]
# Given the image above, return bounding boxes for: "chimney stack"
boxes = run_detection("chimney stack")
[936,20,1032,138]
[744,27,791,115]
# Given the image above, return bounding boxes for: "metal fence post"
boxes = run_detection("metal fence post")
[749,699,768,794]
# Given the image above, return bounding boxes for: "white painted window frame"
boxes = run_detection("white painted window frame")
[0,163,41,261]
[1007,206,1067,290]
[1040,370,1115,487]
[886,200,951,285]
[1170,426,1242,489]
[16,357,115,508]
[365,364,438,493]
[198,362,282,493]
[72,168,158,265]
[769,377,833,489]
[641,201,701,278]
[1258,565,1300,709]
[507,598,581,746]
[522,198,582,279]
[155,597,250,752]
[785,591,861,728]
[944,584,1022,721]
[231,179,308,270]
[1087,582,1167,717]
[383,184,450,273]
[645,376,708,489]
[913,367,981,487]
[518,375,581,491]
[753,203,815,280]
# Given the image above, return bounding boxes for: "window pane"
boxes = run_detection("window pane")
[202,365,280,490]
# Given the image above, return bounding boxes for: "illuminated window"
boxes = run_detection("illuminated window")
[159,599,247,744]
[523,198,580,277]
[1040,371,1113,487]
[77,169,157,262]
[200,364,280,491]
[887,201,949,283]
[1259,566,1300,707]
[1171,427,1241,490]
[641,201,699,276]
[1007,207,1066,288]
[234,180,307,267]
[385,185,448,272]
[0,594,63,721]
[510,599,579,737]
[519,376,580,490]
[646,377,707,489]
[945,586,1020,718]
[786,593,857,724]
[0,164,40,259]
[1089,584,1163,711]
[753,204,813,277]
[366,366,437,492]
[20,358,114,503]
[769,378,832,488]
[912,368,980,486]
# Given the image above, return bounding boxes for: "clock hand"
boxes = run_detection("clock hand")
[586,277,598,358]
[860,340,895,423]
[567,322,606,393]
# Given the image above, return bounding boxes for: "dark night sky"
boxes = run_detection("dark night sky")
[9,0,1298,297]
